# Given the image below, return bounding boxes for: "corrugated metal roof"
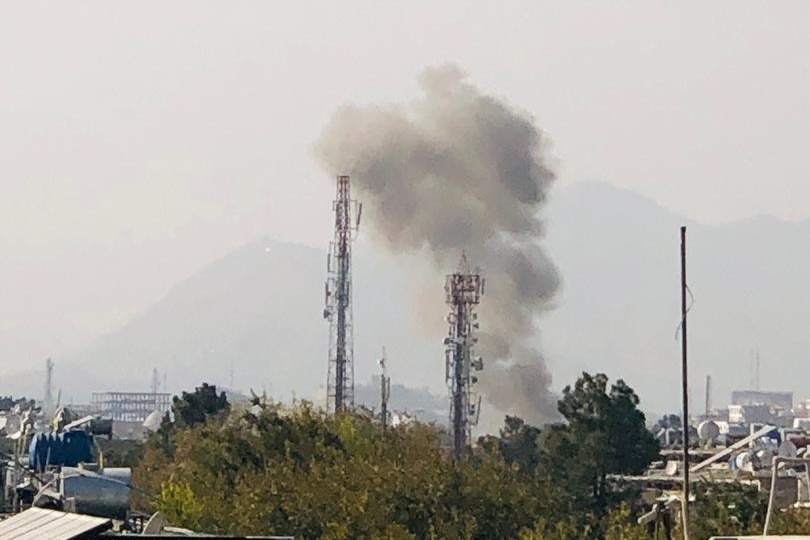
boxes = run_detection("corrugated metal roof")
[0,508,111,540]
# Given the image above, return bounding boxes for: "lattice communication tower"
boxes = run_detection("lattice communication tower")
[323,175,362,413]
[444,254,485,459]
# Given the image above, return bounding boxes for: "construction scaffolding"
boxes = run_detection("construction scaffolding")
[91,392,171,423]
[444,254,484,459]
[323,175,362,413]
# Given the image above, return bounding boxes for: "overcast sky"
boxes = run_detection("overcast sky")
[1,1,808,370]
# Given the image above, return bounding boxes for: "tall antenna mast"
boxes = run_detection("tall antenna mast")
[44,358,54,413]
[444,253,484,459]
[324,175,362,413]
[379,347,390,431]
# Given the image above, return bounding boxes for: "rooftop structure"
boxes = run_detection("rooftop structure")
[0,507,110,540]
[731,390,793,410]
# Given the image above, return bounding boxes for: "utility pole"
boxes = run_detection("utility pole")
[324,175,362,413]
[379,347,390,431]
[680,226,691,539]
[444,254,484,459]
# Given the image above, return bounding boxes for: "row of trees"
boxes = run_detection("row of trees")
[132,373,661,539]
[130,373,810,539]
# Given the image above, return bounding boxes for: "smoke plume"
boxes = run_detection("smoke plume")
[315,64,561,424]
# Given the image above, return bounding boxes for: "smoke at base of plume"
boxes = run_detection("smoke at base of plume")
[315,64,561,425]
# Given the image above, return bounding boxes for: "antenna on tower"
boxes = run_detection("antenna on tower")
[324,175,361,413]
[44,358,54,413]
[379,347,391,431]
[444,253,484,459]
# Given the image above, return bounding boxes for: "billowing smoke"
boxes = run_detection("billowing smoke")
[315,64,560,424]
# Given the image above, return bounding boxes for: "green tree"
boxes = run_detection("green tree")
[484,415,543,473]
[148,382,231,458]
[654,414,681,430]
[542,372,659,514]
[685,482,767,540]
[135,375,660,540]
[172,382,230,428]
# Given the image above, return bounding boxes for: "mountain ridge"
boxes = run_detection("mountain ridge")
[4,180,810,424]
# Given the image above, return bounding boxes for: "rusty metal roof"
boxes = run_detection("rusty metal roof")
[0,508,111,540]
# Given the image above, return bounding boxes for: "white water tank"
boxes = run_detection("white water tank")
[697,420,720,445]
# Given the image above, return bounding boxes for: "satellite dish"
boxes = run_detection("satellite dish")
[62,415,94,431]
[697,421,720,445]
[142,512,168,534]
[735,452,754,472]
[142,410,163,432]
[779,440,798,459]
[665,461,678,476]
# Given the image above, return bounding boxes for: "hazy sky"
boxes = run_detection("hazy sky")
[1,2,808,370]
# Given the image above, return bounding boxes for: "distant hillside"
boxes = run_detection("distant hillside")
[0,240,323,403]
[6,181,810,423]
[543,181,810,416]
[7,237,443,408]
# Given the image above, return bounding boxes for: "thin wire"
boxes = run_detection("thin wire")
[674,284,695,341]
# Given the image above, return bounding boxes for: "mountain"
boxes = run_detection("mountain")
[6,180,810,422]
[1,240,329,403]
[3,237,445,410]
[542,181,810,417]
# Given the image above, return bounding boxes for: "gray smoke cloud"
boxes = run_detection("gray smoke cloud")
[315,64,561,425]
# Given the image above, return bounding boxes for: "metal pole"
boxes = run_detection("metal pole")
[380,347,389,432]
[762,456,810,534]
[680,226,690,540]
[764,456,780,535]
